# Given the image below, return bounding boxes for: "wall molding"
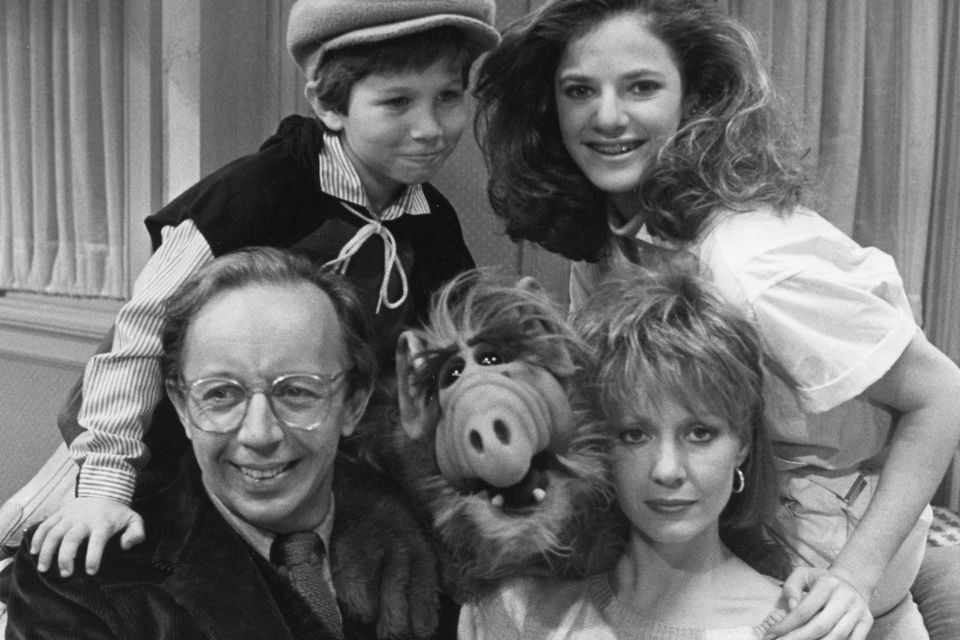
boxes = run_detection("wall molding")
[0,295,119,369]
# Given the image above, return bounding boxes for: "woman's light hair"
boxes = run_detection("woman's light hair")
[576,266,763,450]
[574,265,787,576]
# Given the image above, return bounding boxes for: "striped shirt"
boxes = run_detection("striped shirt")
[318,131,431,220]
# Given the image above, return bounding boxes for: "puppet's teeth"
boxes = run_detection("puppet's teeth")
[533,488,546,503]
[491,494,505,508]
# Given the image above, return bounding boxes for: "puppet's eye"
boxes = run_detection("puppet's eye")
[438,356,465,389]
[474,344,508,367]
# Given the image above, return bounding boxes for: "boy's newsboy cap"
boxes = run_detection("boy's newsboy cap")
[287,0,500,81]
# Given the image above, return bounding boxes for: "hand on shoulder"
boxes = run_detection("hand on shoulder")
[29,497,144,578]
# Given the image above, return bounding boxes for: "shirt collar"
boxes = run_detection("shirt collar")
[604,203,693,269]
[205,486,335,562]
[318,132,430,221]
[606,204,726,249]
[606,203,647,240]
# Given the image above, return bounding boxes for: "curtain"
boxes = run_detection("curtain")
[722,0,960,363]
[722,0,960,505]
[925,2,960,368]
[0,0,125,298]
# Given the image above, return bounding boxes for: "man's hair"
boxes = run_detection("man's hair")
[310,26,472,124]
[160,247,376,400]
[474,0,806,262]
[574,265,789,577]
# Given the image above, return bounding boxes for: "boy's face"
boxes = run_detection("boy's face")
[317,54,468,211]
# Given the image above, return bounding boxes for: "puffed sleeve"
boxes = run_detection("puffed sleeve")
[741,218,918,414]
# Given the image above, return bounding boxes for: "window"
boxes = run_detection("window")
[1,0,127,298]
[0,0,159,365]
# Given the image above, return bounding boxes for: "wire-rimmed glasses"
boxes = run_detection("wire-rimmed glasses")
[170,371,349,433]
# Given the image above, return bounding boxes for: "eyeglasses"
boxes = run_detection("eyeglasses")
[171,372,350,433]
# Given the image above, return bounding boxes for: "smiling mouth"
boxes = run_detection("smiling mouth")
[586,141,643,156]
[234,462,296,481]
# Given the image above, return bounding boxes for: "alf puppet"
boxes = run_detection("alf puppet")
[349,269,622,602]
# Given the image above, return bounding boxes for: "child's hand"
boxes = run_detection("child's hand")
[763,565,872,639]
[30,497,145,578]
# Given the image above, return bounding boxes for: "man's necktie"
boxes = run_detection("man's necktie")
[274,531,344,639]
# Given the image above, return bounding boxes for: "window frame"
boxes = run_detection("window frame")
[0,0,160,368]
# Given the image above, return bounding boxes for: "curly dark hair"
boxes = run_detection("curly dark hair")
[474,0,806,262]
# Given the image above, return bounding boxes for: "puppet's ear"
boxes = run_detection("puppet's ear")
[396,331,439,440]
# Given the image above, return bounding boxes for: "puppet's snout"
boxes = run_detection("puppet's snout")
[459,408,535,488]
[435,366,572,490]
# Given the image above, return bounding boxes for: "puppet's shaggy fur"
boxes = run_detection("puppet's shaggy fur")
[351,270,623,601]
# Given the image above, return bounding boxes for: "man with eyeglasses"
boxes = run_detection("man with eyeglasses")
[4,247,456,639]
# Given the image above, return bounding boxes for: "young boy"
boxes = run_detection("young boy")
[30,0,499,584]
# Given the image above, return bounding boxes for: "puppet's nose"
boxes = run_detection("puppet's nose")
[435,367,571,488]
[461,416,534,488]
